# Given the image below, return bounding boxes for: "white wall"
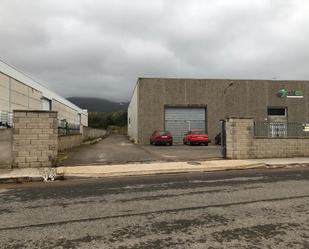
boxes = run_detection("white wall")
[0,60,88,127]
[52,99,81,125]
[81,113,88,126]
[0,72,10,111]
[128,80,139,142]
[53,100,87,126]
[0,72,42,112]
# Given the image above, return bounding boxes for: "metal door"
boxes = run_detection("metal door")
[220,120,227,158]
[165,107,206,143]
[267,107,288,138]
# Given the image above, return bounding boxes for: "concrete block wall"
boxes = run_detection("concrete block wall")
[226,118,254,159]
[252,138,309,158]
[82,127,107,141]
[226,118,309,159]
[0,129,12,169]
[12,110,58,168]
[58,127,107,152]
[58,134,83,152]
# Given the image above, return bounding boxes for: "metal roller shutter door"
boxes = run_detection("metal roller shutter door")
[165,107,206,143]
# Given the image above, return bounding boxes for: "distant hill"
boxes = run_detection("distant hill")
[67,97,128,112]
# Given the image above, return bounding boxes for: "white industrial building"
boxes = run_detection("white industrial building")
[0,59,88,127]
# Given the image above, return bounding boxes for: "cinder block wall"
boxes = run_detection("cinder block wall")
[226,118,254,159]
[226,118,309,159]
[13,110,58,168]
[58,134,83,152]
[58,127,107,152]
[82,127,107,141]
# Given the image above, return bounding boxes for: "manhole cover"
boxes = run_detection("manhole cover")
[187,161,201,165]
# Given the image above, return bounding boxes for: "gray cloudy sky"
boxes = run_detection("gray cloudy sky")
[1,0,309,101]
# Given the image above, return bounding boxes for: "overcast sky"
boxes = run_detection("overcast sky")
[1,0,309,101]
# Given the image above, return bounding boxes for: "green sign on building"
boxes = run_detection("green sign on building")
[278,89,304,98]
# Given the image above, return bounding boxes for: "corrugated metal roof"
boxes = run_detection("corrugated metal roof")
[0,59,87,115]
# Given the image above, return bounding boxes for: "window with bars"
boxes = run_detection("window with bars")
[0,111,13,128]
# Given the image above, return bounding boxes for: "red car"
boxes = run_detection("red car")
[150,130,173,146]
[183,130,209,146]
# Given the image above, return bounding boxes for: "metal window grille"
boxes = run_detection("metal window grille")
[254,122,309,138]
[0,111,13,128]
[58,119,80,136]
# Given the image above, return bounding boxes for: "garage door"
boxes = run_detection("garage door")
[165,107,207,143]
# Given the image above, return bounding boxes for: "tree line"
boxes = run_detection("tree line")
[88,111,127,129]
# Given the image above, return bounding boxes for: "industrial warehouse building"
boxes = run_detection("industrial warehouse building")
[128,78,309,144]
[0,59,88,128]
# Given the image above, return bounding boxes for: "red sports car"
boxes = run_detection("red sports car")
[150,130,173,146]
[183,130,209,146]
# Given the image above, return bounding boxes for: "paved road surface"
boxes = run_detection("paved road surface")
[61,134,221,166]
[0,167,308,249]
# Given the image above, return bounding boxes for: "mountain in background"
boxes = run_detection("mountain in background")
[67,97,128,112]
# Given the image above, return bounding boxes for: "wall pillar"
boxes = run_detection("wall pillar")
[12,110,58,168]
[226,117,254,159]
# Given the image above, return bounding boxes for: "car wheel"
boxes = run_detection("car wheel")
[170,142,173,146]
[190,142,193,146]
[205,142,208,146]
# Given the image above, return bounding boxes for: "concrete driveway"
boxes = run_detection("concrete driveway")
[61,135,221,166]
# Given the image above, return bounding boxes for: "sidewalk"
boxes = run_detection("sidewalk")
[0,158,309,182]
[57,159,264,178]
[1,157,309,182]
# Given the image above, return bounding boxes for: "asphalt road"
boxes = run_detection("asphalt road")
[61,134,221,166]
[0,168,309,249]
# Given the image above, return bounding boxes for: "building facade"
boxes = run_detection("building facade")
[0,60,88,128]
[128,78,309,144]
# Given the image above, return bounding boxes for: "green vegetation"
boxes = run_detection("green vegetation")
[88,111,127,129]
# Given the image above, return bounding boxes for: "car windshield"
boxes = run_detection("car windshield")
[159,132,169,136]
[192,131,202,135]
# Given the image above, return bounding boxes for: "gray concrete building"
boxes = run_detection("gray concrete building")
[128,78,309,144]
